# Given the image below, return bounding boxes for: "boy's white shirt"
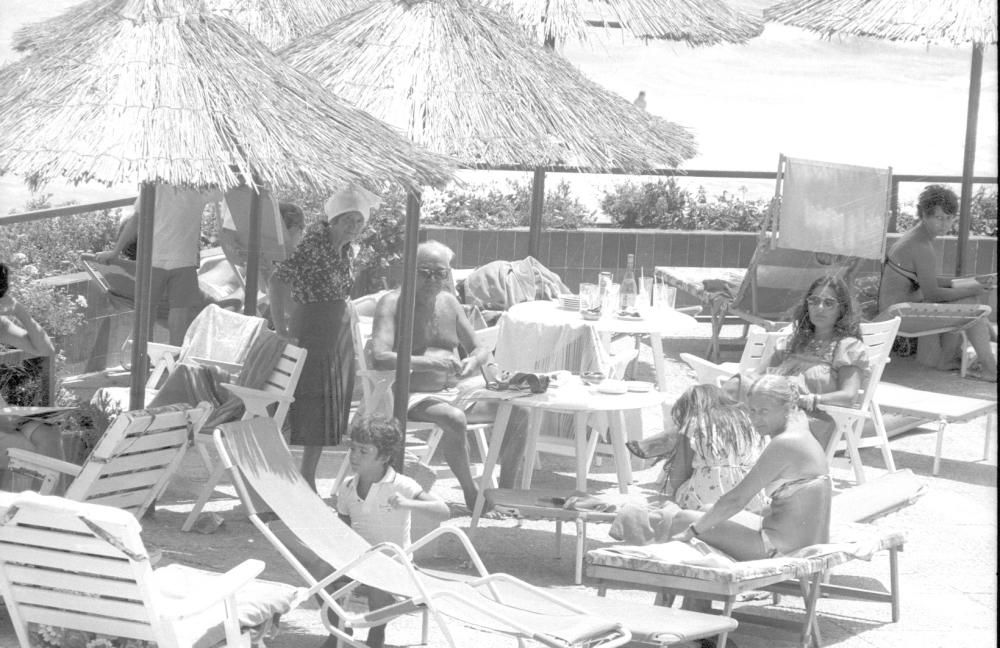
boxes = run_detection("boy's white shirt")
[335,466,423,548]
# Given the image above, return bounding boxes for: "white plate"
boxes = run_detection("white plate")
[626,381,653,392]
[597,380,628,395]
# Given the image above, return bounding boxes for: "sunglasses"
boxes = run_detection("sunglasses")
[417,267,449,280]
[806,295,839,309]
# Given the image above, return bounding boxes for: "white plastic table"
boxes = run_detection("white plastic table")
[495,299,698,391]
[470,377,667,528]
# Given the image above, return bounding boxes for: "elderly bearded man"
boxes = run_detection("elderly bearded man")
[371,241,525,512]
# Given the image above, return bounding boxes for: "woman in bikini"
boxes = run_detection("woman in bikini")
[666,374,831,561]
[879,184,996,382]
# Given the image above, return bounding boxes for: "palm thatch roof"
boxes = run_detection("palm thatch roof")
[12,0,360,53]
[487,0,763,45]
[765,0,997,45]
[0,0,453,193]
[280,0,697,172]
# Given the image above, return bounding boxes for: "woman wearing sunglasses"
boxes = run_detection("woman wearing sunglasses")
[760,275,868,449]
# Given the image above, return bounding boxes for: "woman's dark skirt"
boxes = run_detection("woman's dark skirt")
[289,300,354,446]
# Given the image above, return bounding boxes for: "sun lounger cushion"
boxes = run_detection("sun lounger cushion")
[586,527,904,585]
[154,563,300,648]
[830,468,925,526]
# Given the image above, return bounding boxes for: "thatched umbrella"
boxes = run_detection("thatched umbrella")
[0,0,453,410]
[281,0,696,172]
[486,0,763,46]
[765,0,998,274]
[281,0,697,424]
[12,0,358,52]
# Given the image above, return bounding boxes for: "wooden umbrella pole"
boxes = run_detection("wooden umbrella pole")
[956,42,983,277]
[528,168,546,259]
[392,190,422,471]
[245,175,262,315]
[129,182,156,411]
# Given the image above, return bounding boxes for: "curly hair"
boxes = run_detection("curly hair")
[787,275,861,354]
[349,415,402,460]
[916,184,958,219]
[671,384,758,458]
[0,262,8,299]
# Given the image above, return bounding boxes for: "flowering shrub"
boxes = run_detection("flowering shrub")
[30,624,154,648]
[600,178,769,231]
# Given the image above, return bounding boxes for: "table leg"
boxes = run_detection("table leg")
[574,413,591,492]
[608,410,632,493]
[471,403,512,529]
[520,409,543,489]
[574,518,585,585]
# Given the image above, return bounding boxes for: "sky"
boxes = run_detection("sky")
[0,0,997,212]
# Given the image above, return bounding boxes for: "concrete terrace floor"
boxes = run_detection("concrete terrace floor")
[1,323,996,648]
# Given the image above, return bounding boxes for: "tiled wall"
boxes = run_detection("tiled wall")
[424,227,998,294]
[24,229,996,376]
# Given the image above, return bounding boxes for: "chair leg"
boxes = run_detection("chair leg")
[182,460,227,532]
[799,575,824,648]
[933,419,948,476]
[984,412,996,462]
[424,427,443,464]
[889,546,901,623]
[871,401,897,472]
[718,596,736,648]
[843,421,867,484]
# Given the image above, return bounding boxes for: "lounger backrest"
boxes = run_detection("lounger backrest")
[856,317,901,410]
[255,343,307,426]
[885,302,991,338]
[66,403,211,518]
[737,328,785,374]
[0,491,174,647]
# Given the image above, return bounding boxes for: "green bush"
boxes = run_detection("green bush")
[600,178,768,231]
[422,179,594,230]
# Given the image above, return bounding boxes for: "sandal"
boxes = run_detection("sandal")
[626,440,650,459]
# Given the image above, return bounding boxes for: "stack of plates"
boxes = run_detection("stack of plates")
[558,294,581,310]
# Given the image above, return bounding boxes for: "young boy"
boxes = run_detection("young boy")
[335,416,449,648]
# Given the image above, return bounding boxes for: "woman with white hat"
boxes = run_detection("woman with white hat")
[270,185,381,489]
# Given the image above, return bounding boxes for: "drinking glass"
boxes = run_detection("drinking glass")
[653,283,677,310]
[603,283,620,314]
[579,282,600,311]
[120,338,133,370]
[640,277,654,307]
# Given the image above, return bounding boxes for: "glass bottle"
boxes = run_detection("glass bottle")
[619,253,637,311]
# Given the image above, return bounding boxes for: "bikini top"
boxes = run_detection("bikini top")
[884,256,920,292]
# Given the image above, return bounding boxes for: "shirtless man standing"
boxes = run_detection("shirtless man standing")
[371,241,523,511]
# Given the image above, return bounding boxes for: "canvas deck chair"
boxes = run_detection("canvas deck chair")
[5,403,211,519]
[0,491,300,648]
[213,417,737,648]
[673,156,891,361]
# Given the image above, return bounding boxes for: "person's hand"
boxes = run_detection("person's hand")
[94,250,117,264]
[670,525,698,543]
[388,493,414,509]
[458,354,481,378]
[427,354,462,376]
[0,293,16,317]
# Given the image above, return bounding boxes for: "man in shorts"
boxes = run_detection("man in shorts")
[97,184,221,344]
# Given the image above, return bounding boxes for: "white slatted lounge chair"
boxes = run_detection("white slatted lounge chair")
[6,403,211,519]
[0,490,299,648]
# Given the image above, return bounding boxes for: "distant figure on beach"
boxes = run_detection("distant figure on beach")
[633,90,647,110]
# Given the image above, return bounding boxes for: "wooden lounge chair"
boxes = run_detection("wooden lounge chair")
[586,469,925,648]
[0,490,300,648]
[212,417,737,648]
[6,403,212,519]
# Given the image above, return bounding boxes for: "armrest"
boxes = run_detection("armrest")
[220,383,293,404]
[161,559,265,620]
[191,357,243,374]
[147,343,182,362]
[5,448,83,477]
[818,403,867,419]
